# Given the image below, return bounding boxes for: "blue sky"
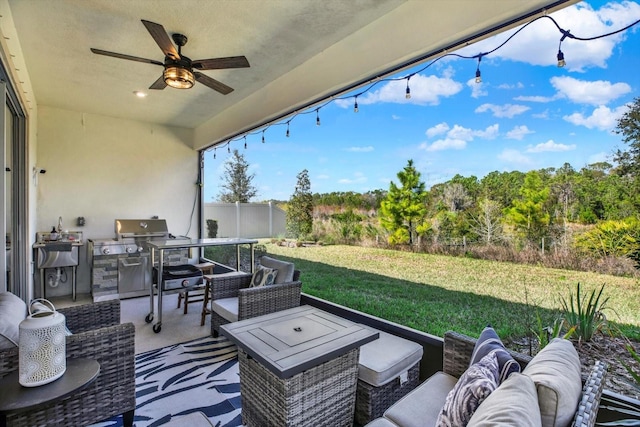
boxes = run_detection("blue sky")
[204,0,640,202]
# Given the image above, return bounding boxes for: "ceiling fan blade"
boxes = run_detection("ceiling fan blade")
[90,48,164,66]
[149,75,167,90]
[194,72,233,95]
[192,56,250,70]
[141,19,180,61]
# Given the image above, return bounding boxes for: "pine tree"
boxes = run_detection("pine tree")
[379,160,428,245]
[217,149,258,202]
[286,169,313,238]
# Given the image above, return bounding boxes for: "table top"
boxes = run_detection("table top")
[148,237,258,250]
[0,358,100,413]
[221,305,378,379]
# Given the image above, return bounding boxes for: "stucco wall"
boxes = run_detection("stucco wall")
[36,106,197,297]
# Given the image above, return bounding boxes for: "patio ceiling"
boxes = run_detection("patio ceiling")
[3,0,578,150]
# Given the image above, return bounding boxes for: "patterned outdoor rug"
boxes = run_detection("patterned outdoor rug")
[90,336,242,427]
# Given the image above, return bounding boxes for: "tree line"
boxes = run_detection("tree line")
[216,97,640,274]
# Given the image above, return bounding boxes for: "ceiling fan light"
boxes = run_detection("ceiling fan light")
[164,66,194,89]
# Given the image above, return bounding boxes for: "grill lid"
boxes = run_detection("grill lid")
[115,219,169,239]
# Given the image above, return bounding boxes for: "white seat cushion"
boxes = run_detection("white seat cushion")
[359,329,423,387]
[384,371,457,427]
[211,297,238,323]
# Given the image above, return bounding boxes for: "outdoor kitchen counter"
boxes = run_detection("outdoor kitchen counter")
[146,237,258,333]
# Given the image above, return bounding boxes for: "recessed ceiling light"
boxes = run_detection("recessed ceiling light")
[133,91,147,98]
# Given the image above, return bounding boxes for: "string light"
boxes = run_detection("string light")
[213,148,216,159]
[206,15,639,155]
[557,29,572,67]
[474,55,483,83]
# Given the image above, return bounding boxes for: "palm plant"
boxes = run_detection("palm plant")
[559,283,610,342]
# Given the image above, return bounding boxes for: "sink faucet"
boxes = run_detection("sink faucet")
[57,216,62,233]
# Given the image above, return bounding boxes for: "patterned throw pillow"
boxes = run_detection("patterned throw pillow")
[250,265,278,287]
[436,350,501,427]
[470,326,521,384]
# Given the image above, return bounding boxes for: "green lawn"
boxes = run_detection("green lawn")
[263,243,640,341]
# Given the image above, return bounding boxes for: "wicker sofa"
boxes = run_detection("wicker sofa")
[365,330,607,427]
[0,299,136,427]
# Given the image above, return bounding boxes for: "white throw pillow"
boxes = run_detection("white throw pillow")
[259,256,294,284]
[522,338,582,427]
[0,292,27,349]
[468,372,542,426]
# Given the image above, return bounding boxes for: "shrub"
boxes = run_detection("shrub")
[560,283,610,342]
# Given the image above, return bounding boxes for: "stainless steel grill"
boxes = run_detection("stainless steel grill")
[90,219,189,301]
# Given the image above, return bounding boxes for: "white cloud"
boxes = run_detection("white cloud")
[456,2,640,71]
[467,79,487,98]
[497,82,524,90]
[338,172,367,184]
[526,140,577,153]
[474,124,499,140]
[551,76,631,105]
[422,123,499,151]
[514,95,557,103]
[506,125,534,140]
[317,174,330,180]
[392,114,401,120]
[338,73,463,106]
[563,104,629,130]
[421,139,467,152]
[532,110,549,119]
[475,103,530,118]
[448,124,475,141]
[498,149,533,165]
[345,146,374,152]
[426,122,450,138]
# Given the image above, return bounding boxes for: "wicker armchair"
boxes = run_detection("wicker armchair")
[443,331,606,427]
[210,270,302,337]
[0,299,136,427]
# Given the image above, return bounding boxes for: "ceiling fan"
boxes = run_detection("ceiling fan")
[90,19,249,94]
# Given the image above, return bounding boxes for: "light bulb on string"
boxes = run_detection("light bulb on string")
[354,96,359,113]
[244,135,247,149]
[213,149,216,160]
[474,55,483,83]
[316,109,321,126]
[262,130,265,143]
[405,79,411,99]
[557,29,571,68]
[286,121,290,138]
[227,144,231,154]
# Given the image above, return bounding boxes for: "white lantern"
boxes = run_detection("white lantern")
[18,299,67,387]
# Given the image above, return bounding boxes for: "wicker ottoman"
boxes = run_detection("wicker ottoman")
[355,330,423,425]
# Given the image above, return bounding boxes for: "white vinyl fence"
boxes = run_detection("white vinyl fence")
[203,202,286,238]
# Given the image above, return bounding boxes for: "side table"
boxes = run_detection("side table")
[0,358,100,427]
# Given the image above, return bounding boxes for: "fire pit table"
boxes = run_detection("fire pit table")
[220,305,379,427]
